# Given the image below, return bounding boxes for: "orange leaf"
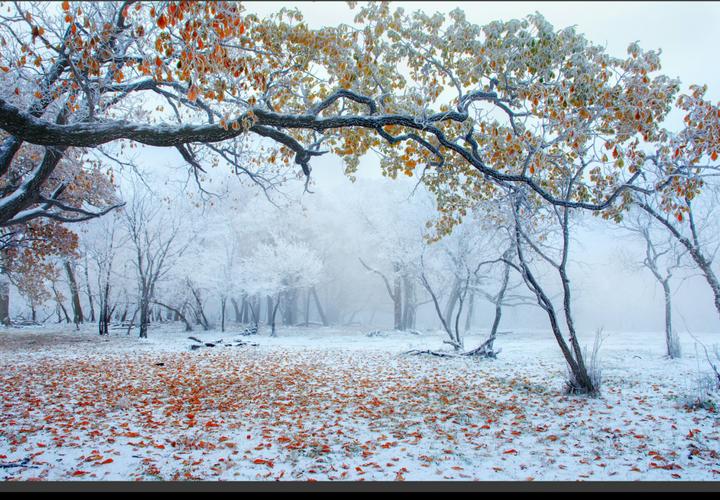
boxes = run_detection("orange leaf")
[253,458,274,467]
[187,85,198,102]
[157,14,168,30]
[62,1,70,11]
[71,470,88,476]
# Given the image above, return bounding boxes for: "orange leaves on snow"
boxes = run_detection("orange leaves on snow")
[2,343,719,481]
[253,458,275,468]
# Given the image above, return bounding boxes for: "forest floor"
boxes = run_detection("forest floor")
[1,323,719,481]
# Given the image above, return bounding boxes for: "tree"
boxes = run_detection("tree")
[0,219,80,325]
[356,184,434,331]
[619,209,691,358]
[0,2,683,234]
[630,85,720,319]
[417,217,490,350]
[504,186,601,395]
[123,186,185,338]
[241,235,322,337]
[82,211,131,335]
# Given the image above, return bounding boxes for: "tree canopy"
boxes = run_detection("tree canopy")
[0,1,716,241]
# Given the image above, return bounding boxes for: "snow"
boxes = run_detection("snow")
[1,323,718,481]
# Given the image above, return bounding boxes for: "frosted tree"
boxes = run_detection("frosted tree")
[241,236,322,337]
[356,182,435,331]
[122,186,187,338]
[619,208,692,358]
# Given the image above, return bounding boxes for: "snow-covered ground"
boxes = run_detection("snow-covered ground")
[1,323,719,481]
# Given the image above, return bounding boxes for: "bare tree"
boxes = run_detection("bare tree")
[87,216,126,336]
[419,252,473,351]
[359,258,413,331]
[507,189,599,394]
[185,278,211,331]
[636,190,720,321]
[123,190,186,339]
[619,210,690,358]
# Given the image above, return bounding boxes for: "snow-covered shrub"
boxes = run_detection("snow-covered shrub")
[682,343,720,412]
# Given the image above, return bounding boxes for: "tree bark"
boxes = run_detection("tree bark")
[65,260,85,325]
[464,291,475,333]
[220,296,227,332]
[231,297,241,323]
[310,286,328,326]
[662,279,680,358]
[270,294,281,337]
[83,257,95,322]
[393,264,402,330]
[138,294,149,338]
[0,268,10,326]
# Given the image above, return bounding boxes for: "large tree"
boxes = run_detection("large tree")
[0,1,690,229]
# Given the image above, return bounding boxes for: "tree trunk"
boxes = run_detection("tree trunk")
[270,294,281,337]
[82,257,95,322]
[0,269,10,326]
[220,296,227,333]
[266,295,273,325]
[464,291,475,333]
[484,261,510,354]
[98,280,113,336]
[402,275,416,331]
[310,286,328,326]
[65,260,85,325]
[443,278,460,330]
[304,287,311,326]
[393,264,402,330]
[241,296,250,323]
[420,271,462,351]
[662,279,680,358]
[231,297,241,323]
[248,295,259,326]
[282,289,297,326]
[138,294,149,338]
[189,284,210,330]
[52,283,71,324]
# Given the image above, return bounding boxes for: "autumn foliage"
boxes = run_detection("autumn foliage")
[0,1,716,237]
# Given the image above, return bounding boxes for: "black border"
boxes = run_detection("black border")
[0,480,719,492]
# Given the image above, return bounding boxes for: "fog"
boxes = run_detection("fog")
[9,1,720,336]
